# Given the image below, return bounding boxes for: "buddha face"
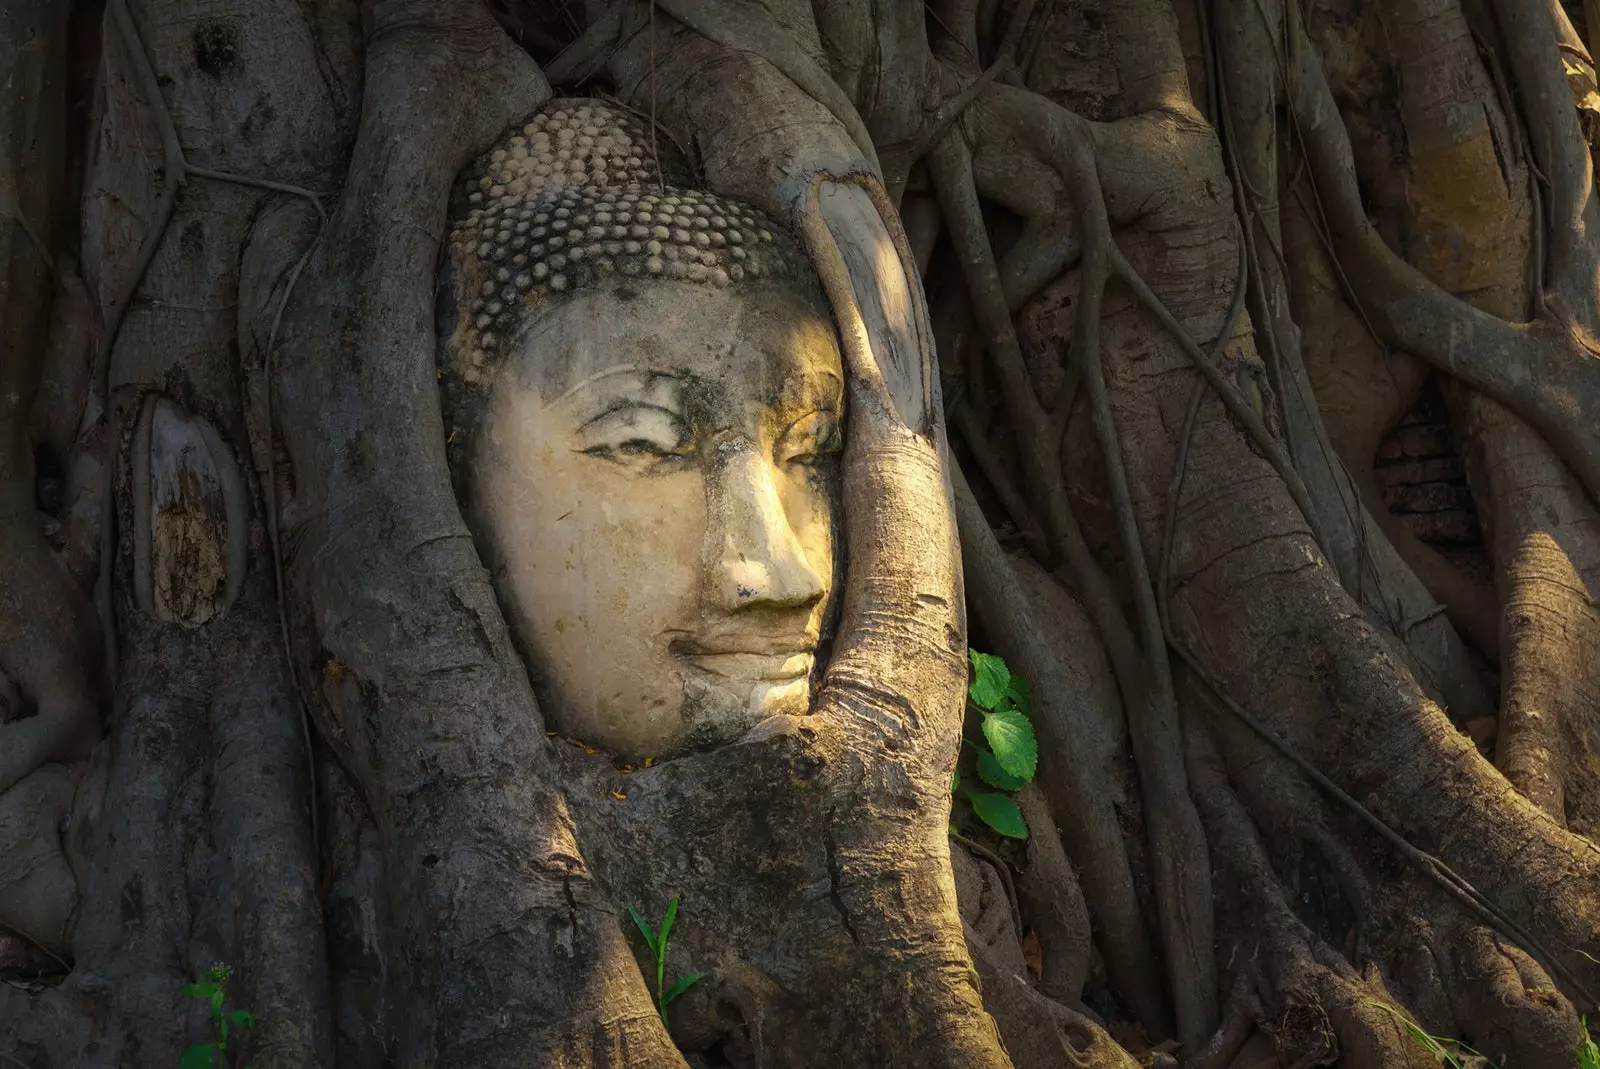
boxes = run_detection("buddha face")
[465,281,843,761]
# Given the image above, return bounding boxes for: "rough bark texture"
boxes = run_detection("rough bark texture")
[4,0,1600,1065]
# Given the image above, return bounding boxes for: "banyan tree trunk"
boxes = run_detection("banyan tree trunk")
[1,0,1599,1066]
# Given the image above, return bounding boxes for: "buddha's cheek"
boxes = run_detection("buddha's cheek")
[509,456,706,755]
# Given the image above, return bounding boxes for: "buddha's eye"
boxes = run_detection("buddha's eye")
[776,410,843,467]
[579,405,690,466]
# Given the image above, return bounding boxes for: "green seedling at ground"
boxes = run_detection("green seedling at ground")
[628,895,706,1030]
[1366,1001,1497,1069]
[180,964,254,1069]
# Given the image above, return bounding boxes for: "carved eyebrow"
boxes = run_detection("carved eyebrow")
[548,363,645,406]
[549,364,688,427]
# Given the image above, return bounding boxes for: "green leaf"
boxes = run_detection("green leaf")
[181,982,220,1001]
[210,989,225,1015]
[976,747,1025,791]
[982,706,1037,781]
[180,1044,218,1069]
[228,1009,255,1028]
[628,906,658,956]
[662,972,707,1006]
[967,650,1010,710]
[659,895,680,952]
[1005,675,1031,717]
[951,767,960,792]
[969,792,1029,839]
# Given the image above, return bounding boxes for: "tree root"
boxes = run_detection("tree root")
[1169,623,1600,1011]
[1184,972,1261,1069]
[651,0,882,174]
[1209,0,1494,719]
[955,459,1172,1036]
[1187,723,1440,1069]
[1014,783,1093,1004]
[931,106,1218,1047]
[951,401,1050,561]
[269,5,694,1062]
[1149,353,1600,1014]
[965,923,1140,1069]
[1286,0,1600,838]
[1281,0,1600,505]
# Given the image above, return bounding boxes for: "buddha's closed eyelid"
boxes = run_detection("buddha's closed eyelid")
[774,409,843,464]
[577,403,691,462]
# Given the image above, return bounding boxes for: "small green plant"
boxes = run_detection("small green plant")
[628,895,706,1030]
[952,650,1039,840]
[1580,1015,1599,1069]
[1367,1001,1492,1069]
[180,964,254,1069]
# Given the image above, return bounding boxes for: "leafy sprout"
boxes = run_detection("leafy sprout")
[955,650,1039,840]
[628,895,707,1030]
[1365,1001,1494,1069]
[180,964,255,1069]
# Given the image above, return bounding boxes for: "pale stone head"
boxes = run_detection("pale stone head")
[439,100,843,762]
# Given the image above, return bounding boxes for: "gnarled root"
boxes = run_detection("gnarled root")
[966,922,1140,1069]
[1188,724,1439,1069]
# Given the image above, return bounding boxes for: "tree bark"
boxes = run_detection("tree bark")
[5,0,1600,1065]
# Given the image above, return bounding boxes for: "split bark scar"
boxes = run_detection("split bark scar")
[822,816,862,946]
[105,0,330,847]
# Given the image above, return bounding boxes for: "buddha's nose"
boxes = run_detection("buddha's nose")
[707,442,827,612]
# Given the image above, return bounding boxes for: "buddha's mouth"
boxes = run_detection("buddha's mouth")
[668,636,817,683]
[680,650,814,683]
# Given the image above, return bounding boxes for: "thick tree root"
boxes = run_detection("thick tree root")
[955,461,1170,1035]
[1188,725,1442,1069]
[930,100,1218,1048]
[270,5,690,1064]
[965,924,1140,1069]
[1014,784,1094,1004]
[1283,0,1600,838]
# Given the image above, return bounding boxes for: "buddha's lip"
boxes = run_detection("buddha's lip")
[674,648,815,682]
[667,636,817,658]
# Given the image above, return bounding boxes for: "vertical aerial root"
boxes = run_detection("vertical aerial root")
[951,400,1050,561]
[929,112,1218,1046]
[1014,783,1093,1004]
[964,925,1142,1069]
[953,460,1172,1036]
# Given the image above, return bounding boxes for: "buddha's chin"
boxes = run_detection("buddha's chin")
[674,670,815,755]
[747,675,812,720]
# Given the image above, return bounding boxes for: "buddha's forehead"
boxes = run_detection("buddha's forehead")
[505,282,843,417]
[436,96,840,445]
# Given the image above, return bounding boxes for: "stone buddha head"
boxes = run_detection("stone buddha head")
[438,100,843,763]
